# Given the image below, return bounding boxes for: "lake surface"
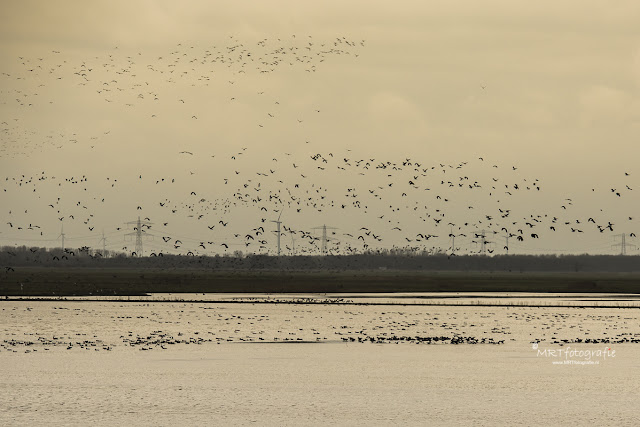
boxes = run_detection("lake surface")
[2,295,640,426]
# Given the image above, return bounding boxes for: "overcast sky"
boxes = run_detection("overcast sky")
[1,1,638,256]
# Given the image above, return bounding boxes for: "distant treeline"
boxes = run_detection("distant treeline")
[1,245,638,272]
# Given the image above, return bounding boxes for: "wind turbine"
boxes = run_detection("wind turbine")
[58,223,65,251]
[271,211,283,256]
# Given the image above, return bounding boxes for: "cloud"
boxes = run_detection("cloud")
[578,85,639,126]
[368,91,424,124]
[634,46,640,89]
[366,91,429,144]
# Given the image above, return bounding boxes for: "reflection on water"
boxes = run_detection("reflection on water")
[2,295,640,425]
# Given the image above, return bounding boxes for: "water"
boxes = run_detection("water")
[2,296,640,426]
[12,291,640,308]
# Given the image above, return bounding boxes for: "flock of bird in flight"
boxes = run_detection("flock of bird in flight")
[1,34,363,157]
[2,150,635,258]
[0,35,637,258]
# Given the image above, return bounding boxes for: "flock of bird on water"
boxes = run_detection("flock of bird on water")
[2,303,640,353]
[0,35,637,262]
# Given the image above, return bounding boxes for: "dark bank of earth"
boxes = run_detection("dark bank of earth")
[1,267,639,296]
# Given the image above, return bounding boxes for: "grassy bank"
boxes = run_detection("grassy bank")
[1,267,640,296]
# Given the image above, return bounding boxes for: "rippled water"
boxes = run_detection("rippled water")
[2,296,640,426]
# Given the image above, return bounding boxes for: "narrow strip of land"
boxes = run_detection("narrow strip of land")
[2,267,640,296]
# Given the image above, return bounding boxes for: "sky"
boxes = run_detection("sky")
[0,1,638,256]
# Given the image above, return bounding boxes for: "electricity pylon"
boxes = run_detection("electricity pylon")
[312,224,338,255]
[99,229,107,257]
[503,233,510,254]
[613,233,636,255]
[125,216,153,257]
